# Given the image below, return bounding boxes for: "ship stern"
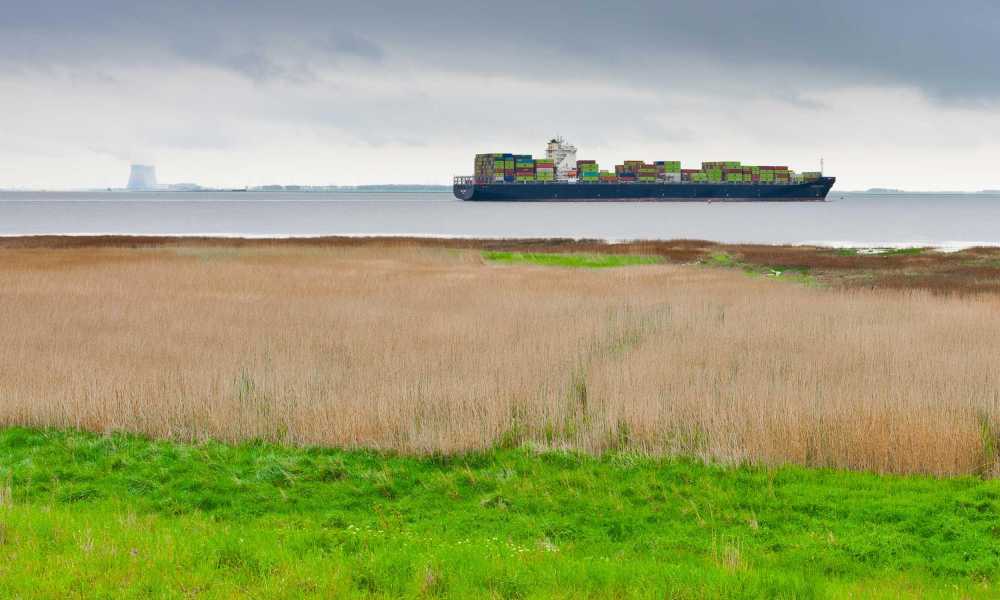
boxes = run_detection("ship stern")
[453,176,475,200]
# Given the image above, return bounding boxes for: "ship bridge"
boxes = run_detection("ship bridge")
[545,137,577,179]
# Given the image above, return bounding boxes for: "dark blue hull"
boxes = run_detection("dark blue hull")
[454,177,835,202]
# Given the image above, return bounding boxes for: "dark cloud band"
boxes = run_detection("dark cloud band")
[3,1,998,101]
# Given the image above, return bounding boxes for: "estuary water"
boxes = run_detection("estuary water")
[2,191,999,249]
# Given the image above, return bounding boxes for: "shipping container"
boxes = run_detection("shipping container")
[471,145,822,191]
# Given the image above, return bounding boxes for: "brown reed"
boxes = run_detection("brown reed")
[1,242,998,476]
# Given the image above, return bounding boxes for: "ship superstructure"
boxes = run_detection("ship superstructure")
[544,137,577,180]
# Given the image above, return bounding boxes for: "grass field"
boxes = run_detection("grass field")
[1,427,998,598]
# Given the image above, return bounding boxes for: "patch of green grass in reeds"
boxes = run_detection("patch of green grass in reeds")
[483,251,660,269]
[1,428,999,598]
[702,252,818,286]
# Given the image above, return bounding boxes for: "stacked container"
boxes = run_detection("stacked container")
[473,149,809,186]
[534,158,556,182]
[638,164,658,182]
[616,163,637,182]
[492,155,514,183]
[514,155,535,183]
[577,160,599,183]
[680,169,700,182]
[774,169,790,184]
[474,153,501,184]
[702,161,741,171]
[624,160,644,180]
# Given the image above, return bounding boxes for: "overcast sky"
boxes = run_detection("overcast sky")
[2,1,999,190]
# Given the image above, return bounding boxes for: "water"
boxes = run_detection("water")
[2,191,998,249]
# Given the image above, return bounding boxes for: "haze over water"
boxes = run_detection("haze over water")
[2,191,999,249]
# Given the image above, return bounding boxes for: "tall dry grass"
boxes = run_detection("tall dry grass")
[1,244,998,476]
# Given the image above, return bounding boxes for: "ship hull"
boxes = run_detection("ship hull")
[454,177,835,202]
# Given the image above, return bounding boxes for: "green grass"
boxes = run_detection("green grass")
[702,252,818,286]
[483,251,660,269]
[1,428,999,598]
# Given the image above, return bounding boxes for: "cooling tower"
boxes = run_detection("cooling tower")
[127,164,157,190]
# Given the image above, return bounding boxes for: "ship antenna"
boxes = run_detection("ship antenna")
[820,157,824,175]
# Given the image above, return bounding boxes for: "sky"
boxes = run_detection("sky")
[1,1,999,191]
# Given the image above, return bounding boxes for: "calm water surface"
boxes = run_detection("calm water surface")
[2,191,998,248]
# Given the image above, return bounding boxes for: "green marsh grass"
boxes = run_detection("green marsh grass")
[1,427,998,598]
[702,251,818,285]
[483,251,660,268]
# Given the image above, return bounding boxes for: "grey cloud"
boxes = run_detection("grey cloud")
[2,1,999,100]
[327,32,384,62]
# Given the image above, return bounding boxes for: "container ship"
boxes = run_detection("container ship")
[454,138,835,202]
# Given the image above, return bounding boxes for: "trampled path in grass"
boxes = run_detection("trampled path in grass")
[1,428,998,598]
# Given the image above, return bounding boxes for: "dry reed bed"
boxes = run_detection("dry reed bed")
[1,244,999,476]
